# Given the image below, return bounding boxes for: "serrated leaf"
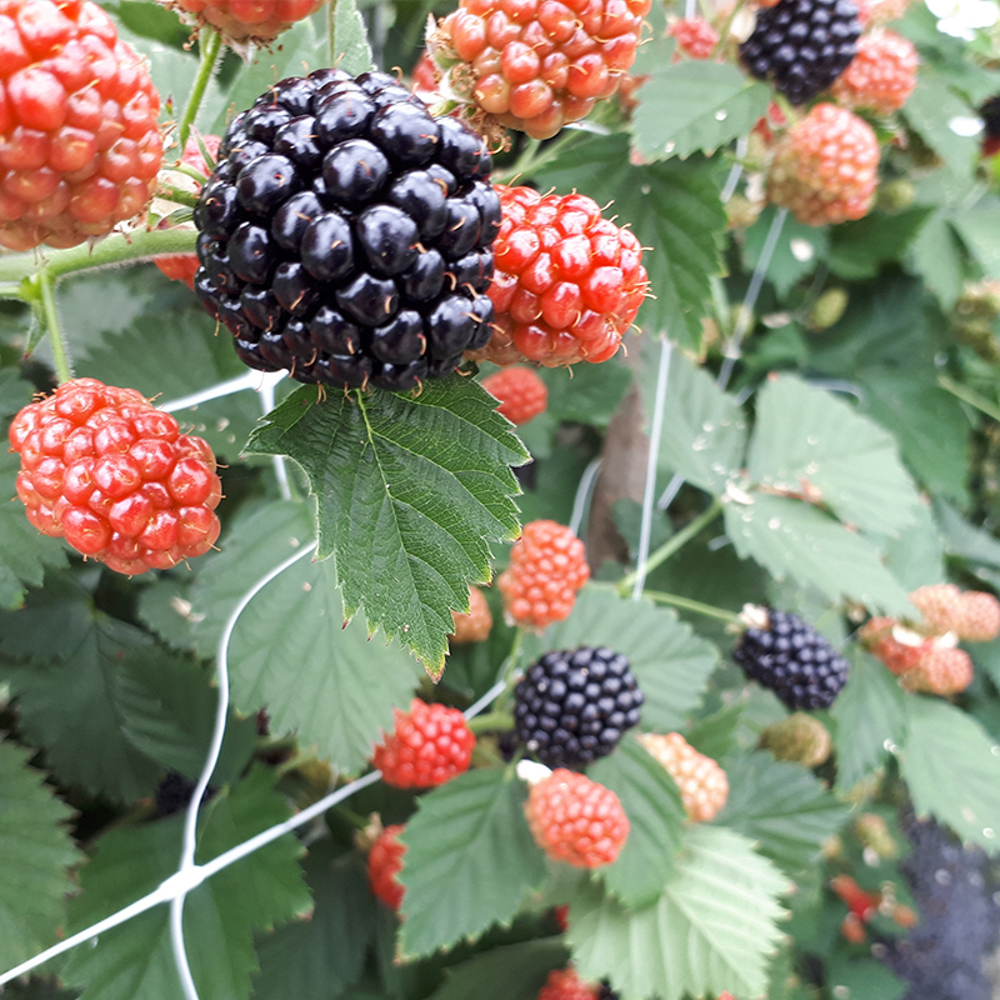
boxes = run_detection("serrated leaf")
[244,379,526,674]
[533,135,726,350]
[716,752,850,874]
[830,650,907,792]
[742,206,828,299]
[566,825,788,1000]
[427,940,569,1000]
[878,501,946,592]
[898,697,1000,850]
[901,74,978,184]
[827,208,935,280]
[747,375,921,535]
[398,768,547,957]
[62,768,310,1000]
[686,701,745,762]
[951,202,1000,281]
[0,449,68,609]
[327,0,374,74]
[637,346,747,493]
[590,733,686,907]
[0,739,82,969]
[253,846,376,999]
[633,62,771,161]
[724,493,913,615]
[136,575,197,651]
[227,551,418,774]
[523,587,719,732]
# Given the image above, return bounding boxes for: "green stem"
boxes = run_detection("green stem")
[0,229,199,283]
[157,185,200,209]
[0,282,26,300]
[642,590,741,625]
[938,374,1000,424]
[494,131,583,185]
[178,29,223,151]
[493,627,525,715]
[467,710,515,734]
[711,0,746,57]
[617,498,724,596]
[38,272,72,384]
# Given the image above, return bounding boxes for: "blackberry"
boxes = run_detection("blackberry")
[733,609,849,709]
[192,70,500,391]
[740,0,861,106]
[514,647,643,767]
[981,95,1000,155]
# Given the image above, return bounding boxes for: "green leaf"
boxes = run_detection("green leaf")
[253,846,377,999]
[826,956,907,1000]
[747,375,921,535]
[723,492,913,615]
[244,379,527,674]
[227,550,419,774]
[632,62,771,161]
[590,733,686,907]
[951,201,1000,281]
[830,650,907,792]
[533,135,727,350]
[327,0,375,74]
[566,826,788,1000]
[637,347,747,494]
[742,206,828,299]
[898,697,1000,850]
[538,357,632,430]
[901,74,979,185]
[427,940,569,1000]
[0,449,68,610]
[716,752,851,874]
[827,208,935,280]
[523,587,719,732]
[398,767,547,957]
[62,768,310,1000]
[909,212,967,308]
[0,739,82,970]
[878,500,946,592]
[686,701,745,762]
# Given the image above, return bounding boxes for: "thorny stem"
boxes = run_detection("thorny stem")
[617,498,725,596]
[37,272,72,384]
[178,29,223,151]
[642,590,741,625]
[157,185,200,210]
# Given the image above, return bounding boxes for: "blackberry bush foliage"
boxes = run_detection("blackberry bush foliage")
[1,1,1000,1000]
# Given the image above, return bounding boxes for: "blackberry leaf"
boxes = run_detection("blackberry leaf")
[427,940,569,1000]
[244,378,527,675]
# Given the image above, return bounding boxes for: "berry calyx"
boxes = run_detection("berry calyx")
[668,18,720,60]
[9,377,222,575]
[372,699,476,788]
[160,0,324,45]
[514,646,643,767]
[638,732,729,822]
[766,103,879,225]
[449,585,494,644]
[0,0,163,251]
[524,768,629,868]
[760,712,833,768]
[367,823,407,910]
[467,185,648,367]
[436,0,651,140]
[829,29,918,114]
[481,366,549,425]
[191,70,499,391]
[733,606,850,709]
[497,520,590,630]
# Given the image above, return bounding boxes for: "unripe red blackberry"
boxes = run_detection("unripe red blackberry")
[449,584,494,643]
[638,732,728,822]
[829,29,917,114]
[191,70,499,391]
[514,646,643,767]
[0,0,164,251]
[367,823,407,910]
[481,366,549,425]
[160,0,324,45]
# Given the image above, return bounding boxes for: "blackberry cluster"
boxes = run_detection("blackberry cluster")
[514,647,643,767]
[192,70,500,391]
[740,0,861,105]
[981,95,1000,156]
[733,610,849,709]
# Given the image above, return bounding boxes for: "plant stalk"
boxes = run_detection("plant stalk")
[38,272,72,384]
[642,590,741,625]
[178,29,223,151]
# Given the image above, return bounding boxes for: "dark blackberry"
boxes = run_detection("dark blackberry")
[981,95,1000,156]
[514,647,643,767]
[740,0,861,106]
[192,69,498,391]
[155,771,215,817]
[733,608,849,709]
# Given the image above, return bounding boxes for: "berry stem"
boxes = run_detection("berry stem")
[938,374,1000,424]
[494,131,584,185]
[157,185,200,210]
[0,228,200,284]
[0,282,25,301]
[466,709,515,734]
[178,28,223,152]
[617,497,724,597]
[642,590,741,625]
[37,272,73,384]
[493,626,526,714]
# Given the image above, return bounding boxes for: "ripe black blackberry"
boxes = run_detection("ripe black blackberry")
[740,0,861,106]
[514,647,643,767]
[733,608,849,709]
[192,69,500,391]
[981,95,1000,156]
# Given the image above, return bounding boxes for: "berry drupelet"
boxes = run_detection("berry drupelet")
[191,70,500,392]
[514,647,643,767]
[733,608,849,709]
[740,0,861,106]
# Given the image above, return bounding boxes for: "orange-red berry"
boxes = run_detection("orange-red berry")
[367,823,407,911]
[638,732,729,822]
[668,18,720,59]
[160,0,325,44]
[450,585,494,644]
[497,519,590,630]
[956,591,1000,642]
[860,616,935,676]
[372,699,476,789]
[901,646,974,696]
[830,30,917,114]
[481,366,549,425]
[0,0,163,251]
[9,378,222,575]
[909,583,963,635]
[468,186,647,367]
[525,768,629,868]
[536,967,601,1000]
